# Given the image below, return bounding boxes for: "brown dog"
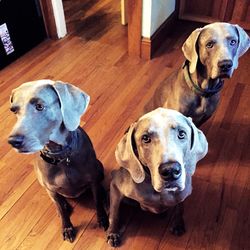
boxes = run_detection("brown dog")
[145,22,250,126]
[8,80,108,242]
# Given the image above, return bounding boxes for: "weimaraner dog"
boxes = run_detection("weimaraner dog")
[8,80,108,242]
[107,108,208,247]
[145,22,250,126]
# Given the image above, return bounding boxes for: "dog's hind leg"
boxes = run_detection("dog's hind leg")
[47,190,76,242]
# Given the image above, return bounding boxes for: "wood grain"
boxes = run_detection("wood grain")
[179,0,250,30]
[0,0,249,249]
[127,0,142,57]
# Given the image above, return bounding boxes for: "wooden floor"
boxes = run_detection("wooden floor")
[0,0,249,249]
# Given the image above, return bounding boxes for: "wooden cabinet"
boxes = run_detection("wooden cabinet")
[230,0,250,30]
[179,0,250,30]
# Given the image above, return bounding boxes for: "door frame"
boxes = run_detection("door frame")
[39,0,67,39]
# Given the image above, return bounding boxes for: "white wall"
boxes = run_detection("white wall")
[142,0,176,38]
[51,0,67,38]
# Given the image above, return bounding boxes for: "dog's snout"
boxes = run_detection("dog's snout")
[218,60,233,71]
[8,134,25,149]
[158,162,182,181]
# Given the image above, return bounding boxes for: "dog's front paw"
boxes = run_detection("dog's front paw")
[170,223,186,236]
[107,233,121,247]
[63,226,76,242]
[98,213,109,231]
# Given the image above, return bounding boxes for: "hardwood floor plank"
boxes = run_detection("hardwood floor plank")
[214,208,238,250]
[0,182,50,249]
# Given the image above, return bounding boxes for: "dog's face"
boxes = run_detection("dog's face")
[198,23,238,79]
[8,80,89,153]
[134,110,191,192]
[182,22,250,79]
[115,108,208,193]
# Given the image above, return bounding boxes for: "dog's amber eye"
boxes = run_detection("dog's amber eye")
[35,103,44,111]
[206,41,214,49]
[142,134,151,143]
[230,39,237,46]
[178,130,186,139]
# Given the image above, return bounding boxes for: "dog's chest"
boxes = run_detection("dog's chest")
[36,159,89,198]
[53,164,82,185]
[182,94,219,124]
[139,193,168,213]
[197,96,218,114]
[134,186,187,214]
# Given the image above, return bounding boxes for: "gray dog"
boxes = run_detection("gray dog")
[107,108,208,247]
[145,22,250,126]
[8,80,108,242]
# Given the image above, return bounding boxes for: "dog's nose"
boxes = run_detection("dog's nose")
[158,162,182,181]
[218,60,233,71]
[8,134,25,149]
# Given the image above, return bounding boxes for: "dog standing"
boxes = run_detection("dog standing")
[107,108,208,247]
[8,80,108,242]
[145,22,250,126]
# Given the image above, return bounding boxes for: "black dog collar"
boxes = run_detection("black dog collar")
[40,131,76,165]
[40,145,71,165]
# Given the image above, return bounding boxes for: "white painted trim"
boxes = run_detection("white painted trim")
[121,0,128,25]
[142,0,176,38]
[51,0,67,38]
[142,0,152,38]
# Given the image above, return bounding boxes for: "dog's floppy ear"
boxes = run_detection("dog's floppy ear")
[185,117,208,175]
[51,81,90,131]
[182,28,203,74]
[115,123,145,183]
[233,24,250,69]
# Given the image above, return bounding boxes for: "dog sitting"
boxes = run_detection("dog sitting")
[107,108,208,247]
[145,22,250,126]
[8,80,109,242]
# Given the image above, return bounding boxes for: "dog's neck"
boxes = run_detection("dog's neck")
[193,63,221,90]
[183,61,224,98]
[45,126,73,153]
[40,129,76,165]
[44,140,68,153]
[47,124,71,151]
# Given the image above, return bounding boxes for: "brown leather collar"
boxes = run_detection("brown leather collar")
[40,131,76,165]
[40,145,71,165]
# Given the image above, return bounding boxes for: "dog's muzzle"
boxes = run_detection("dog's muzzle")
[218,59,233,77]
[158,162,182,182]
